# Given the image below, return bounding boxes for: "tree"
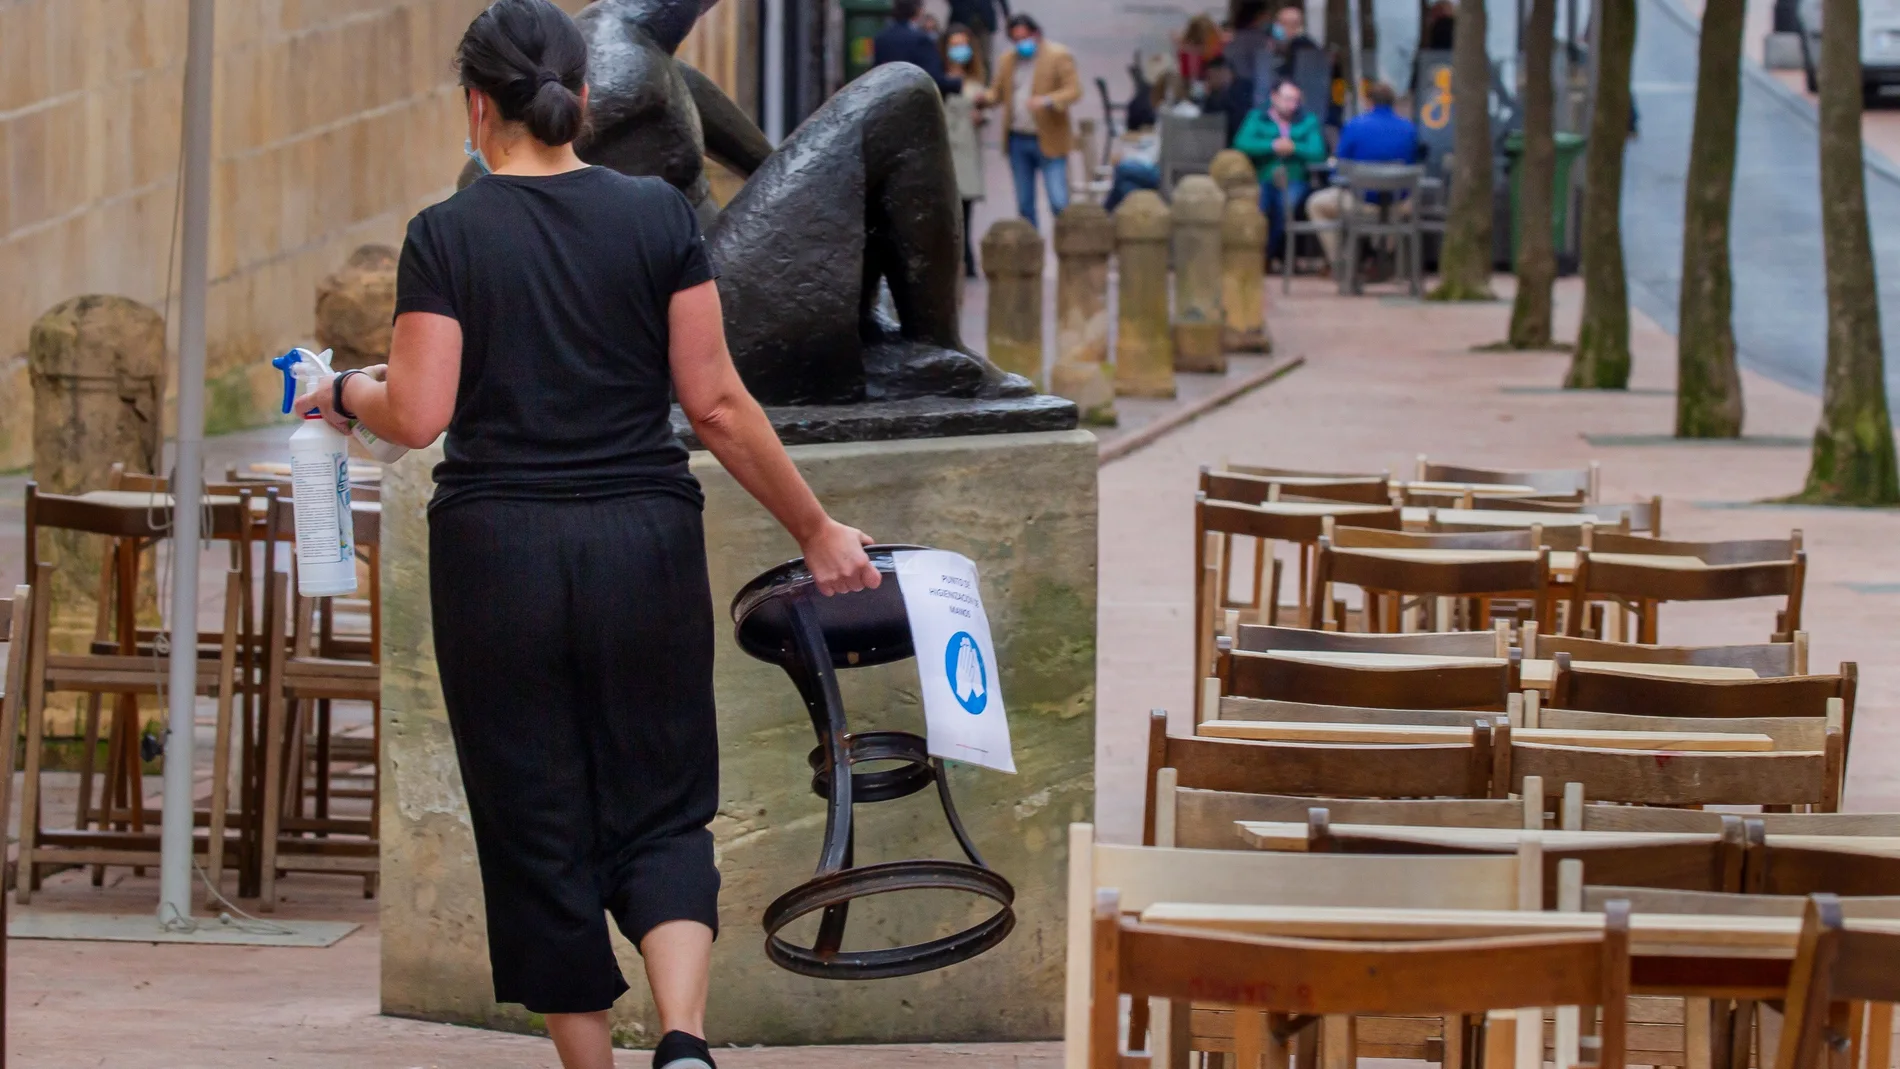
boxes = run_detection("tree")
[1428,0,1494,301]
[1508,0,1558,347]
[1674,0,1746,437]
[1565,0,1636,388]
[1799,0,1900,503]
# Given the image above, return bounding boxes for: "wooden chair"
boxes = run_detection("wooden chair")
[1489,722,1843,811]
[1220,648,1519,711]
[1548,655,1858,755]
[1428,513,1597,552]
[1066,821,1543,1069]
[1416,457,1602,501]
[257,569,380,909]
[1775,895,1900,1069]
[1313,531,1553,633]
[1235,623,1508,657]
[1167,786,1543,848]
[1143,709,1494,844]
[1211,694,1503,730]
[1567,531,1806,643]
[1529,632,1808,676]
[1086,887,1630,1069]
[1479,497,1663,535]
[0,584,33,868]
[1201,467,1393,506]
[1194,494,1403,649]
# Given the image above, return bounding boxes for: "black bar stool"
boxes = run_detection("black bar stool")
[731,545,1015,980]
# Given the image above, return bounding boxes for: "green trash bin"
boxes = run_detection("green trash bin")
[1504,130,1587,267]
[842,0,893,84]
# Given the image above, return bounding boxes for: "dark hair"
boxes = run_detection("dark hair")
[457,0,589,146]
[893,0,922,22]
[1006,13,1041,35]
[1366,81,1396,108]
[1234,0,1269,27]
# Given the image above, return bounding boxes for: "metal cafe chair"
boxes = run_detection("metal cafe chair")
[730,545,1014,979]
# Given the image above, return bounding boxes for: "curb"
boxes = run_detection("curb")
[1097,355,1307,465]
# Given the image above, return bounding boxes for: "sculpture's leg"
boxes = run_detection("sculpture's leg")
[708,64,1032,404]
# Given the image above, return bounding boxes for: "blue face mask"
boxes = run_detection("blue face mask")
[1270,23,1286,40]
[948,43,974,64]
[463,138,491,175]
[1015,37,1038,59]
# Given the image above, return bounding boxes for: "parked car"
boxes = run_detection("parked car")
[1798,0,1900,100]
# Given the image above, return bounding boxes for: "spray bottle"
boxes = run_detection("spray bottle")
[272,348,359,598]
[273,347,408,463]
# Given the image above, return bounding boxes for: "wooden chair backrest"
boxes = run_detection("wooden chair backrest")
[1776,895,1900,1069]
[1170,786,1534,848]
[1417,458,1599,499]
[1430,515,1592,551]
[1089,889,1629,1068]
[1577,806,1900,836]
[0,583,32,841]
[1225,649,1516,710]
[1538,707,1827,751]
[1749,843,1900,898]
[1216,694,1497,728]
[1495,724,1843,810]
[1550,656,1852,718]
[1591,529,1798,564]
[1197,496,1400,544]
[1332,525,1535,551]
[1235,624,1505,657]
[1580,886,1900,918]
[1143,710,1493,843]
[1571,550,1805,607]
[1200,467,1392,506]
[1534,634,1803,675]
[1320,540,1550,599]
[1225,464,1388,481]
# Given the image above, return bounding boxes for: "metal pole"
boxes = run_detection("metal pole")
[1346,0,1366,116]
[764,0,787,143]
[160,0,216,927]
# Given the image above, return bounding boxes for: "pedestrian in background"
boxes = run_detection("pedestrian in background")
[942,24,993,276]
[1224,1,1272,132]
[948,0,1011,70]
[873,0,964,96]
[1258,2,1323,110]
[992,13,1081,227]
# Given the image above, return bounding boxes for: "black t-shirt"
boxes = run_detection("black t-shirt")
[395,166,716,512]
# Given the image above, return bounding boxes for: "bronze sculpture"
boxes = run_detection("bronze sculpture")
[507,0,1039,408]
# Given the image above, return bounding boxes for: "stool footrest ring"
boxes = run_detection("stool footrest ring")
[761,859,1017,980]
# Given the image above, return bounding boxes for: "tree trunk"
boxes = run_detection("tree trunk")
[1800,0,1900,503]
[1565,0,1636,388]
[1509,0,1558,347]
[1674,0,1746,437]
[1429,0,1495,300]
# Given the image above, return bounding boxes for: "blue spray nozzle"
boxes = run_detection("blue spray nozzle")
[271,348,331,418]
[271,350,305,415]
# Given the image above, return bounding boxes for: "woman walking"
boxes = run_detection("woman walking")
[942,24,991,277]
[298,3,879,1067]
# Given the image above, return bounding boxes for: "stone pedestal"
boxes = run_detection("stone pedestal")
[1112,191,1176,398]
[1169,175,1226,374]
[316,245,399,371]
[1209,149,1258,203]
[1052,204,1117,426]
[380,429,1098,1046]
[981,220,1046,386]
[1220,195,1272,353]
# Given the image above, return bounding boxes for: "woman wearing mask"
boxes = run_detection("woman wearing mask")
[942,24,991,277]
[297,2,879,1067]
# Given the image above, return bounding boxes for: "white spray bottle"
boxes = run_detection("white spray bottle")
[274,347,409,463]
[273,348,359,598]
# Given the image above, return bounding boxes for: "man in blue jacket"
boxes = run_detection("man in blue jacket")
[1304,81,1420,268]
[874,0,964,96]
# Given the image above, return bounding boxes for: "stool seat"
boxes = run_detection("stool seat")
[731,544,1016,980]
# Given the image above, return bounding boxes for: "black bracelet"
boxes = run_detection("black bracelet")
[333,369,363,421]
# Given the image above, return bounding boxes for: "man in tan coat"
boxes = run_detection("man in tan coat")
[991,14,1082,226]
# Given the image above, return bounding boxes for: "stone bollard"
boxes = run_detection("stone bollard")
[981,219,1045,386]
[1170,174,1227,373]
[1052,203,1118,425]
[316,245,400,371]
[1209,149,1258,203]
[28,295,166,734]
[1112,190,1176,398]
[1221,193,1273,353]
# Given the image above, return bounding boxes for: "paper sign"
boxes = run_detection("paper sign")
[893,549,1016,774]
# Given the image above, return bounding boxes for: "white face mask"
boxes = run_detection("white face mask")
[464,96,491,175]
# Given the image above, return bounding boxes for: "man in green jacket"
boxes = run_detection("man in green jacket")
[1233,80,1328,260]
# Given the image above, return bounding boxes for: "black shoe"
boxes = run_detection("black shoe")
[654,1030,715,1069]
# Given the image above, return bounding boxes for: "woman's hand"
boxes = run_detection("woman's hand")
[294,364,388,436]
[801,520,880,596]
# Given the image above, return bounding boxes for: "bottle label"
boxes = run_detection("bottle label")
[291,450,354,566]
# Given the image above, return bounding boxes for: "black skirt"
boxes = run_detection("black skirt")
[429,492,721,1014]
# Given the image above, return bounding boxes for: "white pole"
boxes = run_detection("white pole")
[160,0,217,927]
[764,0,787,144]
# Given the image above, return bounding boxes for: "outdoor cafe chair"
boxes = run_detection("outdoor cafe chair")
[1333,162,1428,297]
[1277,167,1342,293]
[1490,722,1843,812]
[1548,655,1857,746]
[1416,458,1602,501]
[1527,631,1809,676]
[1566,531,1806,644]
[1201,466,1392,506]
[1312,529,1552,633]
[1234,623,1509,658]
[1220,648,1519,712]
[0,582,34,869]
[1194,494,1402,651]
[1777,895,1900,1069]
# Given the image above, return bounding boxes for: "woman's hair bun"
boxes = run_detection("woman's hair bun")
[457,0,589,147]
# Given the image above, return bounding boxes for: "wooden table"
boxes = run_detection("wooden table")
[1136,902,1897,995]
[1200,719,1776,751]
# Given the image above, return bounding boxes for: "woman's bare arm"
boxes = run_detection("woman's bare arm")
[668,280,880,595]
